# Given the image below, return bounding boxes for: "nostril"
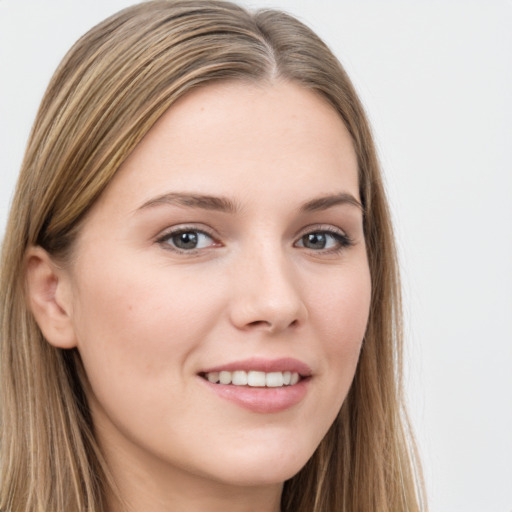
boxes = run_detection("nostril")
[247,320,272,329]
[246,318,300,332]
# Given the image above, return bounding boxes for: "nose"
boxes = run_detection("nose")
[228,246,308,334]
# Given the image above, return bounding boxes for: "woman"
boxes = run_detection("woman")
[0,1,425,511]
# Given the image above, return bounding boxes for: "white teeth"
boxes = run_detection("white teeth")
[266,372,284,387]
[204,370,301,387]
[219,371,231,384]
[232,370,248,385]
[247,371,266,387]
[207,371,220,383]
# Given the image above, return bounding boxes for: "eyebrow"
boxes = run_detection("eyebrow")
[138,192,240,213]
[300,193,364,214]
[137,191,363,214]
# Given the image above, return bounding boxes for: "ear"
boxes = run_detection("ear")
[25,246,77,349]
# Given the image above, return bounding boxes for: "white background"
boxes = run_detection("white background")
[1,1,511,511]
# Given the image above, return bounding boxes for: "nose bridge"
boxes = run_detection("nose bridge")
[229,237,308,332]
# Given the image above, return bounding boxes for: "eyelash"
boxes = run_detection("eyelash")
[156,226,219,254]
[155,225,354,255]
[295,226,354,254]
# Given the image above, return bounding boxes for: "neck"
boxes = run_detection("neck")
[108,480,282,512]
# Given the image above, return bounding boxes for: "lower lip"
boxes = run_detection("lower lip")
[200,378,309,413]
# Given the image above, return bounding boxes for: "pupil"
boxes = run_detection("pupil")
[304,233,326,249]
[175,232,198,249]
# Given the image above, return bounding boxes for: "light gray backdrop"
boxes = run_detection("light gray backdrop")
[1,1,511,511]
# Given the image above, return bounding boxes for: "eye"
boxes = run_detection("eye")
[157,228,218,251]
[295,229,353,252]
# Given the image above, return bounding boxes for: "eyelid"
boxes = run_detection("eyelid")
[294,223,349,239]
[155,224,221,253]
[154,222,355,255]
[294,224,354,252]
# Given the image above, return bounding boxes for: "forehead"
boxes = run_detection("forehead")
[94,80,359,214]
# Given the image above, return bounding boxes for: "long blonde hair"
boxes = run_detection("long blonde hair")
[0,1,426,510]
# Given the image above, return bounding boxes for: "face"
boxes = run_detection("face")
[63,81,371,495]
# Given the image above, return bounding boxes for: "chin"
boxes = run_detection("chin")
[198,434,318,487]
[210,462,304,488]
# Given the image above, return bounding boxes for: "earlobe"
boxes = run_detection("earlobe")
[25,246,77,349]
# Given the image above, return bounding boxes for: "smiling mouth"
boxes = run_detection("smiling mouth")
[200,370,304,388]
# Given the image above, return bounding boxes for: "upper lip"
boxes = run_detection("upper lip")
[200,357,313,376]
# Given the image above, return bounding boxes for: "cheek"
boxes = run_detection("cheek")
[69,257,223,400]
[312,260,371,345]
[307,259,371,399]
